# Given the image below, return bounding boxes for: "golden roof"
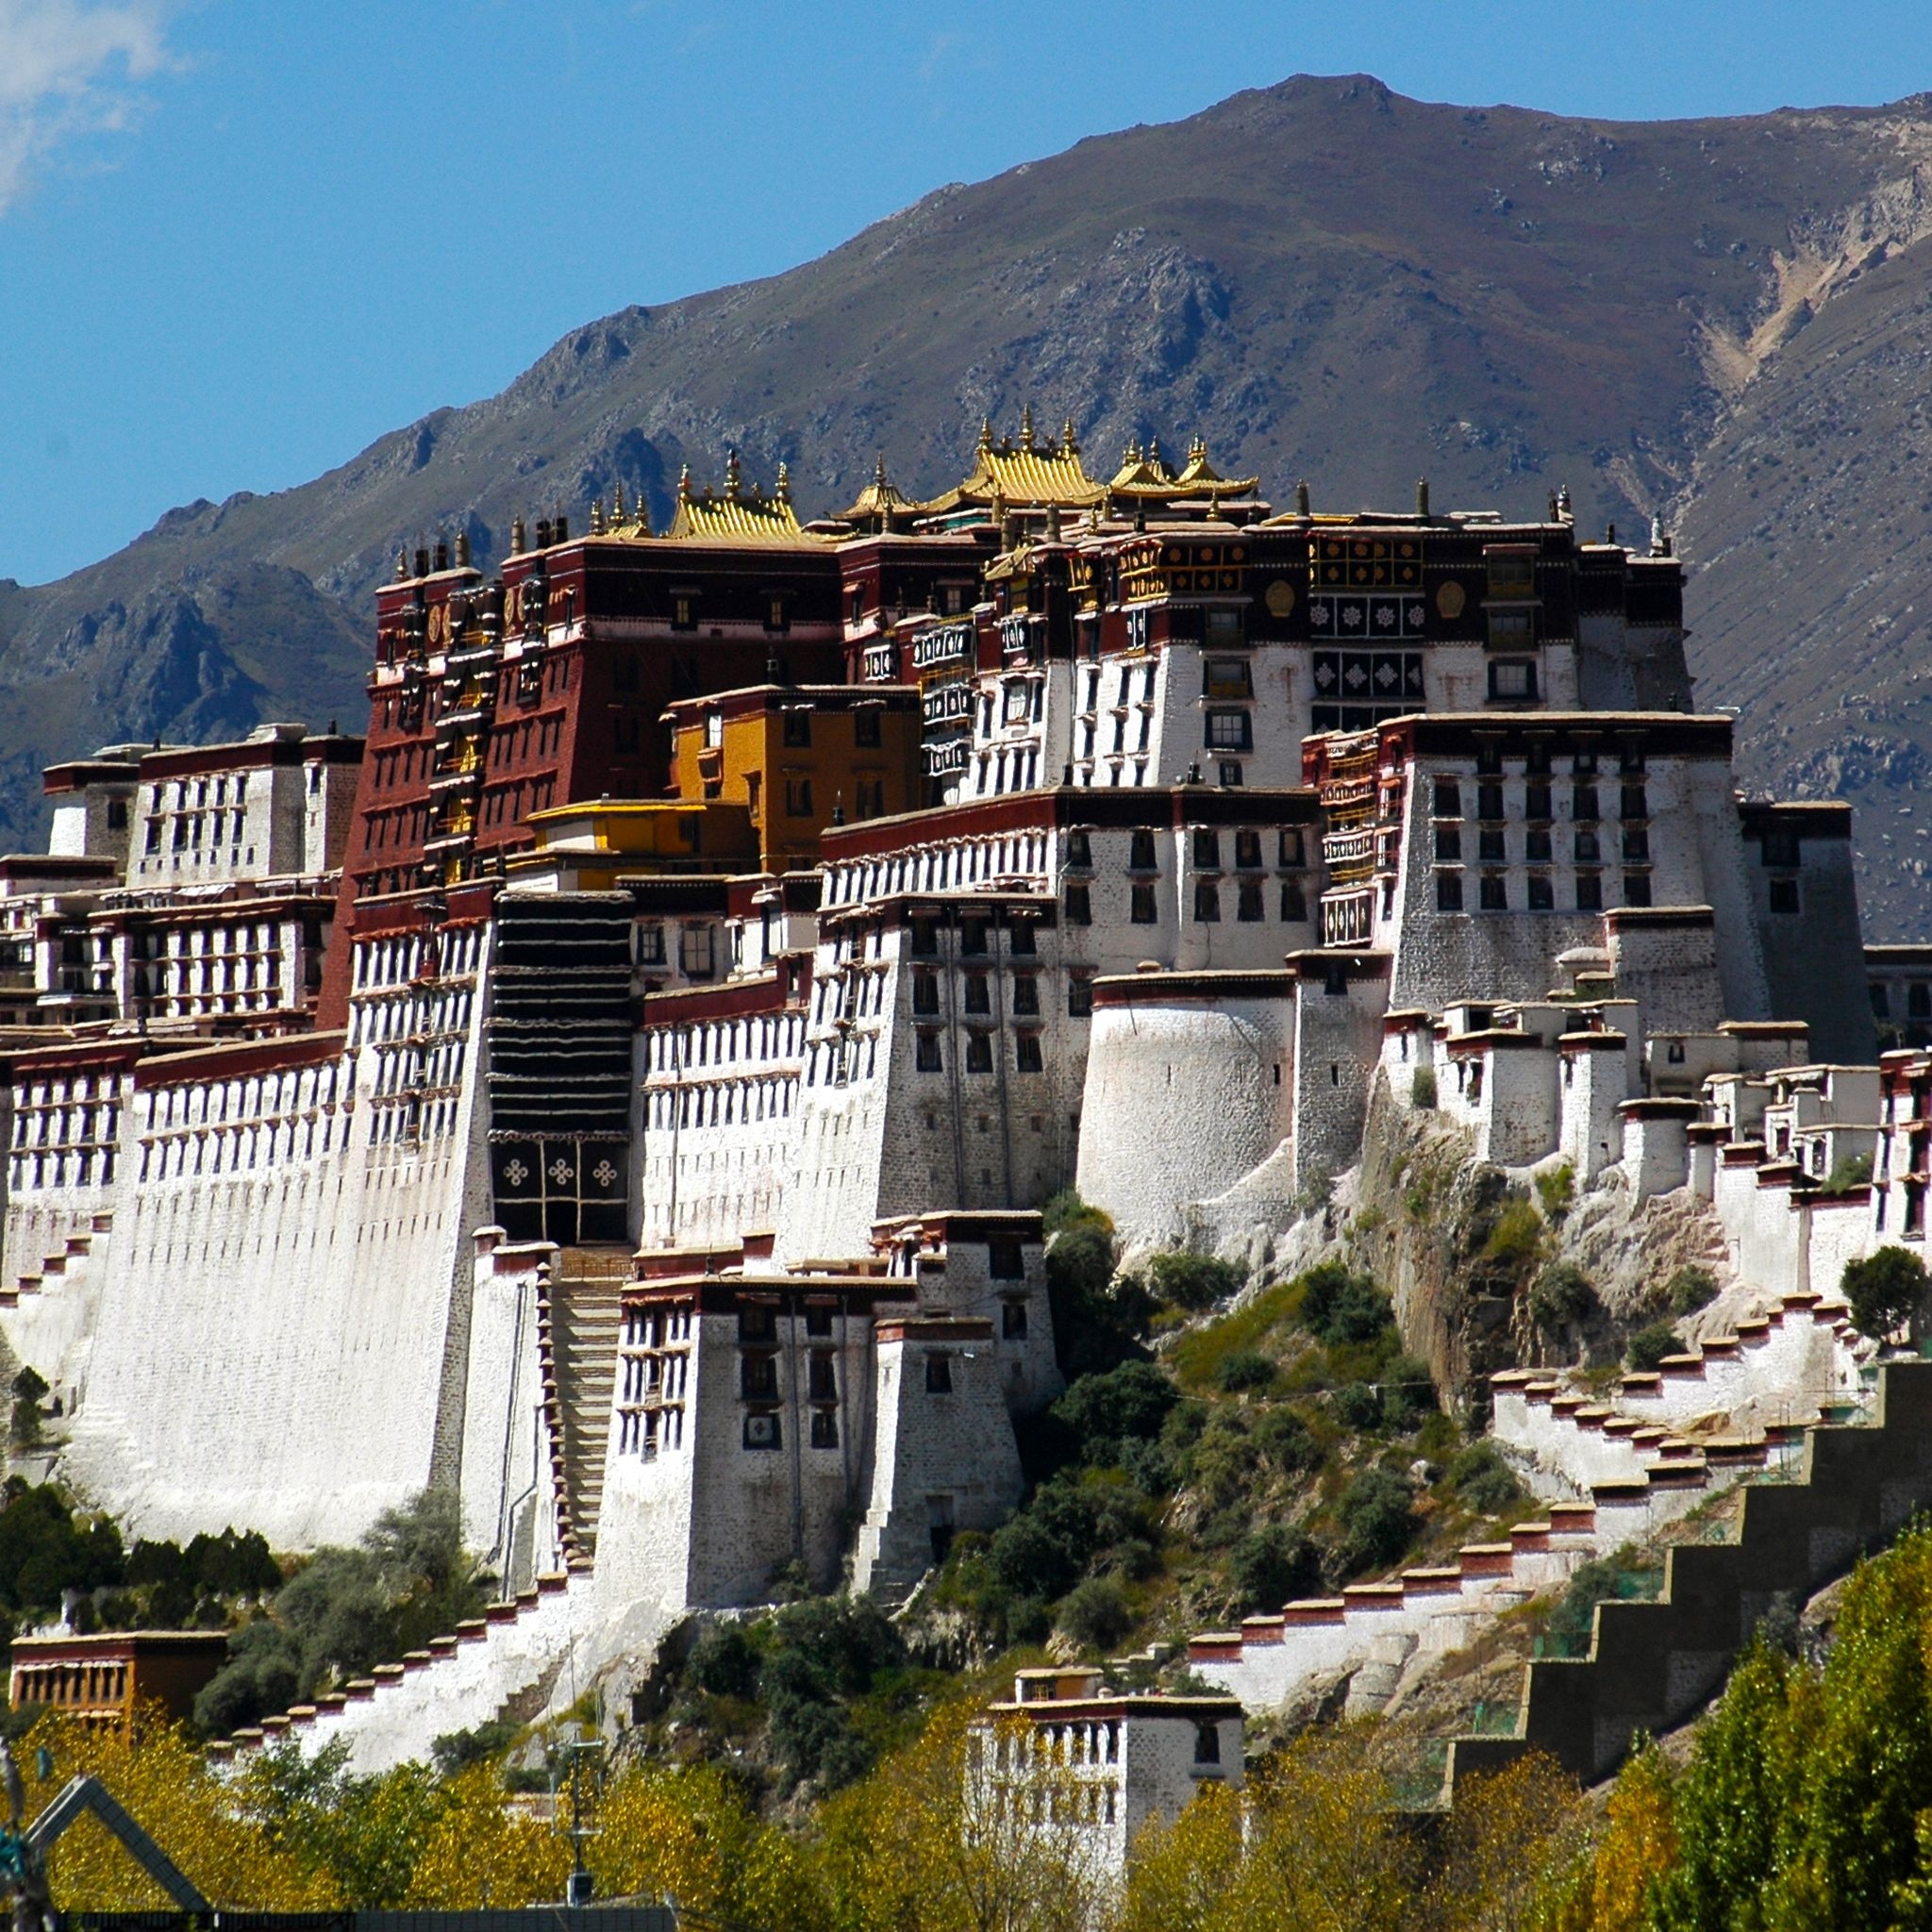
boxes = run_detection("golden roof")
[591,479,652,539]
[1109,437,1257,499]
[836,454,924,527]
[667,452,824,544]
[924,408,1105,514]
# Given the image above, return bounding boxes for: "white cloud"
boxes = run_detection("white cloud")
[0,0,174,215]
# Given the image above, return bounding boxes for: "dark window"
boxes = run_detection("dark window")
[1622,826,1651,863]
[1872,984,1891,1018]
[1016,1033,1044,1074]
[1235,830,1263,869]
[1478,827,1506,863]
[1576,874,1604,911]
[1237,880,1265,922]
[1280,879,1307,921]
[806,1305,834,1337]
[1476,741,1504,775]
[741,1354,779,1400]
[1068,977,1094,1018]
[1435,824,1462,862]
[990,1239,1024,1280]
[1526,874,1555,910]
[1279,828,1306,866]
[673,595,698,633]
[1621,785,1649,820]
[740,1306,776,1343]
[784,777,813,817]
[1193,829,1221,870]
[107,800,127,830]
[1477,784,1505,822]
[1762,829,1801,868]
[1479,874,1508,911]
[960,920,988,957]
[1434,779,1463,818]
[808,1354,838,1401]
[1437,874,1464,912]
[912,971,940,1015]
[925,1354,954,1393]
[743,1411,781,1450]
[854,708,881,747]
[1002,1301,1029,1339]
[1131,884,1158,924]
[1525,827,1552,863]
[1525,784,1552,822]
[1065,883,1091,925]
[1574,829,1601,862]
[1623,874,1653,908]
[910,918,938,956]
[1205,710,1252,751]
[963,974,991,1015]
[1219,761,1243,788]
[1525,741,1552,775]
[1129,829,1158,870]
[765,596,789,634]
[1193,880,1221,923]
[1012,975,1039,1015]
[966,1032,993,1073]
[782,709,812,747]
[915,1032,942,1073]
[809,1410,839,1448]
[1066,829,1093,869]
[1573,786,1600,823]
[1619,744,1646,775]
[1194,1724,1222,1766]
[1009,922,1036,956]
[1770,877,1801,915]
[1489,658,1536,699]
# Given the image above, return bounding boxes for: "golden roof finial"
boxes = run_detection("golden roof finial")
[394,546,408,580]
[725,449,742,500]
[874,452,889,489]
[1191,437,1208,463]
[775,460,791,504]
[978,416,993,454]
[1020,402,1035,451]
[590,498,606,535]
[612,480,626,521]
[1147,434,1163,475]
[1060,416,1077,456]
[678,464,693,503]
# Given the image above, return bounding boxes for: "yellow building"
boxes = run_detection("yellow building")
[664,683,923,871]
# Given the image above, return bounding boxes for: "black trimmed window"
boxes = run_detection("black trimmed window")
[1016,1033,1044,1074]
[912,971,939,1015]
[1280,879,1307,921]
[1012,975,1039,1016]
[1193,829,1221,869]
[925,1354,954,1393]
[1623,874,1653,908]
[1131,884,1158,924]
[1526,874,1555,910]
[966,1033,994,1074]
[963,974,991,1015]
[1576,874,1603,912]
[1129,829,1158,870]
[1237,880,1265,922]
[1065,883,1091,926]
[1193,880,1221,923]
[1068,976,1094,1018]
[1436,874,1464,912]
[915,1032,942,1073]
[1479,874,1508,911]
[1770,878,1801,915]
[1205,710,1253,751]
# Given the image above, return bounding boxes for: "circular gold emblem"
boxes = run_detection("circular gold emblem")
[1265,579,1296,618]
[1436,580,1467,620]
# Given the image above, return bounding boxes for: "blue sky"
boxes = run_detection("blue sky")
[6,0,1932,587]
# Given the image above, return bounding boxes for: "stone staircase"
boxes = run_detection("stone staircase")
[1448,1357,1932,1795]
[540,1245,628,1560]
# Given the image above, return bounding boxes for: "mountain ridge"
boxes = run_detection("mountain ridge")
[10,72,1932,928]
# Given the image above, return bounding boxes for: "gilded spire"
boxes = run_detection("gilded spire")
[775,460,791,504]
[725,449,742,500]
[978,416,993,454]
[590,498,606,535]
[1020,402,1035,451]
[612,480,626,521]
[678,464,693,503]
[1061,416,1077,456]
[874,452,889,488]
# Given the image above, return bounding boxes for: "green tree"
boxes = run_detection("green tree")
[1842,1247,1929,1343]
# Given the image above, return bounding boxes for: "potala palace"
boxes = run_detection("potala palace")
[3,420,1929,1778]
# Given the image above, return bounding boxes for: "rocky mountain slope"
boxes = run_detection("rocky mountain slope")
[9,74,1932,927]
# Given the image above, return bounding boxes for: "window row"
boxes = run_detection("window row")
[915,1032,1048,1074]
[1436,825,1653,863]
[1064,880,1307,924]
[1433,780,1650,823]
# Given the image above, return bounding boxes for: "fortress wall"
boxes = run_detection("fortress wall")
[59,929,494,1548]
[457,1232,558,1591]
[635,1009,803,1253]
[1291,962,1390,1193]
[1078,979,1295,1251]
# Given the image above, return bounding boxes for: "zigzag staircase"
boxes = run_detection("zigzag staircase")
[1447,1357,1932,1794]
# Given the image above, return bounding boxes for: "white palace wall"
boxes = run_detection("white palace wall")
[52,925,494,1547]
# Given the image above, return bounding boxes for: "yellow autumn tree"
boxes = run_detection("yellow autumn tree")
[1113,1774,1243,1932]
[19,1713,336,1912]
[401,1763,570,1907]
[1528,1741,1677,1931]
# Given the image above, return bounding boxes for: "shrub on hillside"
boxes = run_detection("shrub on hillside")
[1485,1199,1544,1266]
[1445,1441,1523,1514]
[1529,1261,1593,1328]
[1216,1350,1275,1393]
[1229,1524,1324,1613]
[685,1622,760,1700]
[1666,1263,1720,1315]
[1380,1354,1436,1428]
[1626,1321,1681,1374]
[1335,1468,1419,1574]
[1252,1407,1320,1477]
[1333,1382,1382,1431]
[1410,1066,1438,1109]
[1297,1263,1394,1347]
[1050,1361,1178,1456]
[1145,1251,1244,1311]
[1055,1575,1132,1654]
[1043,1198,1158,1377]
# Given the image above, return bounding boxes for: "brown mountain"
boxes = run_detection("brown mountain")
[8,73,1932,929]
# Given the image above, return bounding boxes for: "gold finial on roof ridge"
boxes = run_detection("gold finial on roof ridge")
[725,449,742,500]
[590,498,606,535]
[612,480,626,521]
[1190,437,1208,462]
[678,464,693,503]
[1020,402,1035,451]
[1061,416,1077,456]
[978,416,993,454]
[874,452,889,488]
[776,460,791,504]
